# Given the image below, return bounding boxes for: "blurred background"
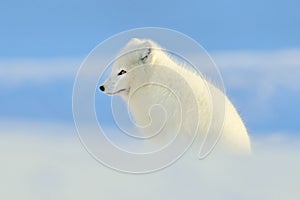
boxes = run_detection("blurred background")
[0,0,299,199]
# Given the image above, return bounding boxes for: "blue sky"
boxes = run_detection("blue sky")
[0,0,299,135]
[1,0,300,57]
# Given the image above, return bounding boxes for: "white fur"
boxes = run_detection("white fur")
[101,38,251,154]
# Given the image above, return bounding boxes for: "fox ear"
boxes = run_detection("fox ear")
[140,48,151,64]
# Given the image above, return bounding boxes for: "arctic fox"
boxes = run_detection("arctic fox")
[100,38,251,154]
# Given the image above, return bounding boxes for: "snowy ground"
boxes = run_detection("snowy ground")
[1,122,299,200]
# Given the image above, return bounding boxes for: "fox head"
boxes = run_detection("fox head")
[99,38,159,97]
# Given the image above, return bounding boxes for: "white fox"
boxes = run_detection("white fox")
[100,38,251,154]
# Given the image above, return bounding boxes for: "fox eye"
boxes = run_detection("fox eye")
[117,69,127,76]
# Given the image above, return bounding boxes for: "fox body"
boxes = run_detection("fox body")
[100,38,251,154]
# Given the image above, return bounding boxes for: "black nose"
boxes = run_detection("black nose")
[99,85,105,92]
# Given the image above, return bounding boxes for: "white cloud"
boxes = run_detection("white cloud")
[212,49,300,91]
[0,58,81,85]
[0,121,300,200]
[213,49,300,68]
[1,49,300,90]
